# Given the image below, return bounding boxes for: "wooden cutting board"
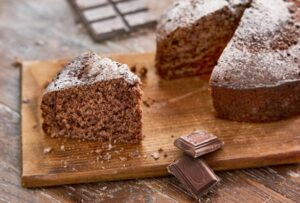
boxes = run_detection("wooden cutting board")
[21,52,300,188]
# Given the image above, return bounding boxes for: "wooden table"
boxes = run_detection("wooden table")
[0,1,299,202]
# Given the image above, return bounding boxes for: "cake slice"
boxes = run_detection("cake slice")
[155,0,251,79]
[210,0,300,122]
[41,52,143,143]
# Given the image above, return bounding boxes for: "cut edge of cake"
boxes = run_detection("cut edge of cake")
[209,0,300,122]
[155,0,251,79]
[41,52,143,143]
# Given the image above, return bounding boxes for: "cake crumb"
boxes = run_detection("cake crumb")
[143,100,151,107]
[60,145,65,151]
[164,154,168,158]
[101,166,105,169]
[43,147,52,154]
[95,148,102,154]
[139,67,148,77]
[151,152,160,160]
[171,135,174,138]
[103,153,111,161]
[158,148,163,153]
[129,150,140,158]
[130,65,137,73]
[119,156,127,162]
[107,144,112,150]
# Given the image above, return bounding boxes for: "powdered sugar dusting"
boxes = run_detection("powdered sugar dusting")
[45,52,140,93]
[156,0,250,41]
[211,0,300,89]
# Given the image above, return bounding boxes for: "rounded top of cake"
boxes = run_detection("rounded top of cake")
[45,52,140,93]
[156,0,250,41]
[210,0,300,89]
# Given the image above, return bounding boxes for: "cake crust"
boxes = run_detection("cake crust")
[210,0,300,122]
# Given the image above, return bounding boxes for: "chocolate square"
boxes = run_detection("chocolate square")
[174,130,223,158]
[67,0,157,42]
[167,156,220,199]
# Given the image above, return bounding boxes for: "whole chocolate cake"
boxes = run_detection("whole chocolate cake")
[210,0,300,122]
[41,52,143,143]
[155,0,251,79]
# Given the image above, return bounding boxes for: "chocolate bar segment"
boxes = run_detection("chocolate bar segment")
[89,17,127,41]
[82,5,116,22]
[68,0,157,42]
[124,11,156,29]
[167,156,220,199]
[174,130,223,158]
[116,0,147,14]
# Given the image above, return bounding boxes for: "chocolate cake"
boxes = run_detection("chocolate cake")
[210,0,300,122]
[41,52,143,143]
[155,0,251,79]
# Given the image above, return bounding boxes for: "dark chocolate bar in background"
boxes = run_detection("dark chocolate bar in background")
[174,129,223,158]
[167,156,220,200]
[68,0,157,42]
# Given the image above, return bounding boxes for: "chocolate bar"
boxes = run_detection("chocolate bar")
[68,0,157,42]
[174,130,223,158]
[167,156,220,199]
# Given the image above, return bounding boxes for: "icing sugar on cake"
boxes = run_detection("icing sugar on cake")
[211,0,300,89]
[155,0,251,79]
[45,52,140,93]
[157,0,251,40]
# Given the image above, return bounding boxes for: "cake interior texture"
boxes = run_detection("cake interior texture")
[41,52,143,143]
[155,0,250,79]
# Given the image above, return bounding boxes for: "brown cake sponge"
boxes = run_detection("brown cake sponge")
[41,52,143,143]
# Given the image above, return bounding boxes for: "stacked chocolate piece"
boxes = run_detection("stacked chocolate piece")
[168,130,223,200]
[68,0,157,41]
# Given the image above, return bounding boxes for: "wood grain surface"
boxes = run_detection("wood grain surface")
[1,0,300,202]
[21,52,300,188]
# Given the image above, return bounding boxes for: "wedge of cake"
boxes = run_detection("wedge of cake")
[210,0,300,122]
[41,52,143,143]
[155,0,251,79]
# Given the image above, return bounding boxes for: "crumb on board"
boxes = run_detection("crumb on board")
[60,145,65,151]
[139,67,148,77]
[119,156,127,162]
[95,148,102,154]
[103,153,111,161]
[158,148,163,153]
[130,65,137,73]
[129,64,148,77]
[151,152,160,160]
[164,154,168,158]
[129,150,140,158]
[142,97,157,108]
[43,147,52,154]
